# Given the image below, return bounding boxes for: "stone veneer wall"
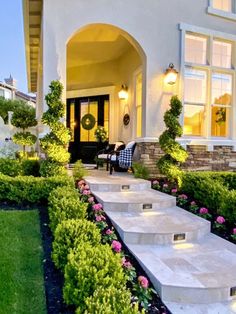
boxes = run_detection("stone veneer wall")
[136,142,236,177]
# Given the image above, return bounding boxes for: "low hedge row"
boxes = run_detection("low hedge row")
[49,186,141,314]
[0,173,74,204]
[0,158,40,177]
[181,172,236,222]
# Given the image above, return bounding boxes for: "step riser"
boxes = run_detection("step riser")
[98,200,176,212]
[88,182,151,192]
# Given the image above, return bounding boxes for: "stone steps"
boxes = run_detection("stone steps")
[106,206,210,245]
[85,173,236,313]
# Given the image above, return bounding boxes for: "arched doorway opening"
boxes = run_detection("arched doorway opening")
[66,23,146,163]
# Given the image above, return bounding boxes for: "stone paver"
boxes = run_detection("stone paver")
[85,171,236,314]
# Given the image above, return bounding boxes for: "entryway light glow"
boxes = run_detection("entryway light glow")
[164,63,178,85]
[118,85,128,100]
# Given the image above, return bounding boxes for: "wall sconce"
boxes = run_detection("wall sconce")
[164,63,178,85]
[118,85,128,100]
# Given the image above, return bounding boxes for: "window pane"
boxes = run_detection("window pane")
[212,73,232,106]
[184,105,205,136]
[212,40,232,69]
[4,90,11,99]
[213,0,232,12]
[211,106,229,137]
[0,89,4,97]
[184,68,207,104]
[136,72,142,137]
[185,34,207,64]
[70,102,75,142]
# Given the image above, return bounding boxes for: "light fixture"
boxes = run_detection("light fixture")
[118,85,128,100]
[164,63,178,85]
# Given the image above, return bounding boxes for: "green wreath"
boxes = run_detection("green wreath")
[81,113,96,130]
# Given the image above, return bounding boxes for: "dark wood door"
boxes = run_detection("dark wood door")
[67,95,109,163]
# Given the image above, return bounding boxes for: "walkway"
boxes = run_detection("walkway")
[85,171,236,314]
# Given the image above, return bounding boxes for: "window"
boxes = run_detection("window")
[212,0,232,12]
[0,89,4,97]
[183,33,234,138]
[4,90,11,99]
[185,34,207,65]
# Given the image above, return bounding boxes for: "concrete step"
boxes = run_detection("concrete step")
[127,233,236,304]
[92,189,176,212]
[85,174,151,192]
[106,206,210,245]
[165,300,236,314]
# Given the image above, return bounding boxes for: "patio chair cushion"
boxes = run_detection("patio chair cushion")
[125,141,136,149]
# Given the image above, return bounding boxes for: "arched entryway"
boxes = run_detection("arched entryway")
[66,23,146,163]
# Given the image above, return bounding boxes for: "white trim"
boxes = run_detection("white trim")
[66,86,117,142]
[179,23,236,41]
[135,137,158,143]
[207,6,236,22]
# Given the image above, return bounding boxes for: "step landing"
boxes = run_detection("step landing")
[127,233,236,304]
[106,206,210,245]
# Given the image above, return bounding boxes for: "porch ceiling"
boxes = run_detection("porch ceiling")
[22,0,42,93]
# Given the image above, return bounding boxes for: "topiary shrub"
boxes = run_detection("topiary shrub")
[63,243,126,310]
[72,160,88,181]
[40,81,71,176]
[0,158,22,176]
[39,160,67,177]
[157,96,188,186]
[11,104,37,154]
[52,218,101,270]
[76,286,141,314]
[48,188,87,232]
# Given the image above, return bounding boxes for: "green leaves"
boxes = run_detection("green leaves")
[11,105,37,130]
[157,96,188,185]
[13,132,37,147]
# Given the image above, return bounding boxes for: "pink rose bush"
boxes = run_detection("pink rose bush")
[214,216,226,230]
[189,201,199,213]
[199,207,212,220]
[177,194,188,206]
[231,228,236,241]
[138,276,149,289]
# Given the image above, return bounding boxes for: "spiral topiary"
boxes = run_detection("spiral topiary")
[40,81,71,176]
[157,96,188,186]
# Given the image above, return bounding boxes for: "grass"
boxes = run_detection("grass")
[0,210,46,314]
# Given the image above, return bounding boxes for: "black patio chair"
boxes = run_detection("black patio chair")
[96,141,125,170]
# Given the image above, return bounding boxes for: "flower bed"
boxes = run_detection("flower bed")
[152,174,236,244]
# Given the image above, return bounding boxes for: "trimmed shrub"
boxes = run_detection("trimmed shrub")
[39,160,67,177]
[52,219,101,270]
[48,188,87,232]
[21,159,40,176]
[76,286,141,314]
[181,172,236,222]
[0,173,73,204]
[133,162,150,180]
[157,96,188,185]
[0,158,22,176]
[63,243,126,311]
[72,160,88,181]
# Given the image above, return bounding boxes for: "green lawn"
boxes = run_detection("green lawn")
[0,210,46,314]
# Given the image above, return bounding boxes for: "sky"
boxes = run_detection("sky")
[0,0,29,94]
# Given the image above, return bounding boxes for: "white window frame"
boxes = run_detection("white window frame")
[207,0,236,21]
[179,23,236,145]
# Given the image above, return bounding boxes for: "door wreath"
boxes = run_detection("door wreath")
[81,114,96,130]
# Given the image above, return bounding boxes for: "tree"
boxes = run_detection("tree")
[11,104,37,154]
[39,80,71,177]
[0,97,27,124]
[157,96,188,186]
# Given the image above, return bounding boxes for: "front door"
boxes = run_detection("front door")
[67,95,109,163]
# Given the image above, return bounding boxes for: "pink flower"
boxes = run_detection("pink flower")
[105,229,113,235]
[92,203,103,211]
[122,257,133,268]
[233,228,236,235]
[84,184,90,190]
[163,183,168,188]
[111,240,122,253]
[138,276,149,288]
[153,180,159,185]
[82,189,91,195]
[178,194,188,199]
[95,215,106,222]
[199,207,208,215]
[191,201,196,205]
[171,188,177,193]
[88,197,94,203]
[216,216,225,224]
